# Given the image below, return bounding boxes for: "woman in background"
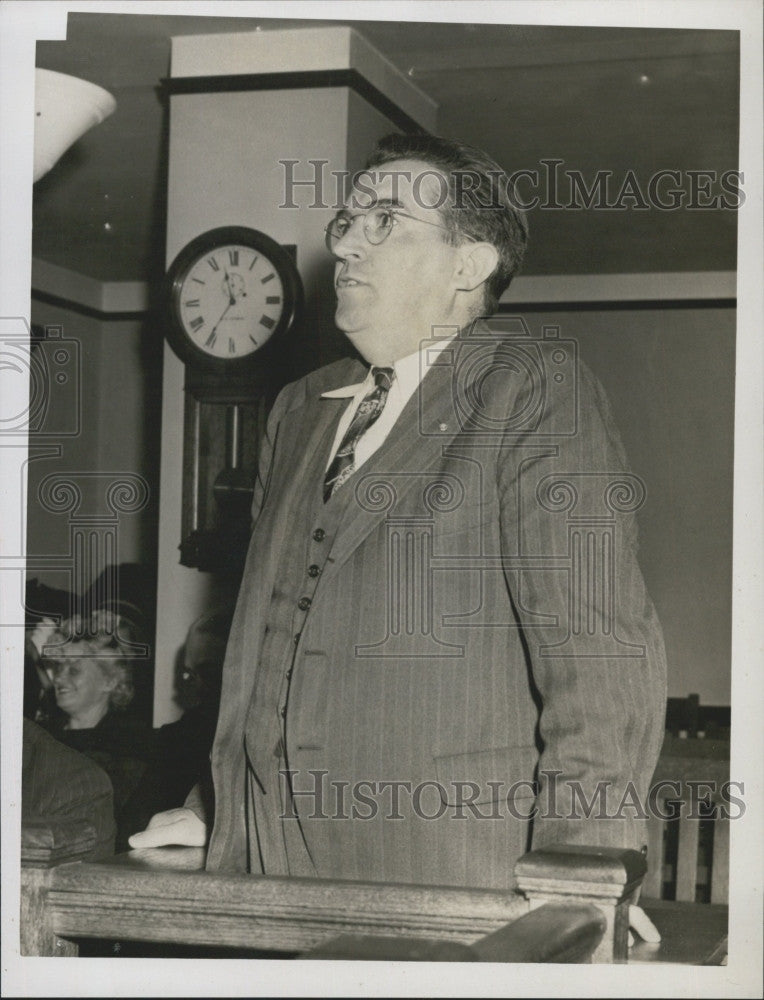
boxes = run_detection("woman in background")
[41,610,153,850]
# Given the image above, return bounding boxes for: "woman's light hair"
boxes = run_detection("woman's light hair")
[42,609,137,711]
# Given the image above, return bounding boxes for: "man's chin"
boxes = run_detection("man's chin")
[337,325,376,363]
[334,308,360,336]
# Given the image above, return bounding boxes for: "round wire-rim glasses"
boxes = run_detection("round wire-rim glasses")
[324,207,475,252]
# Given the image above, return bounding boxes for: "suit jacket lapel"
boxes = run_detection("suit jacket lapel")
[321,338,479,582]
[268,359,365,508]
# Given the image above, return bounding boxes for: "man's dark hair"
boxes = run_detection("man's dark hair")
[365,133,529,315]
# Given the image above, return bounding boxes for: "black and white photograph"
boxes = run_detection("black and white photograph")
[1,2,761,996]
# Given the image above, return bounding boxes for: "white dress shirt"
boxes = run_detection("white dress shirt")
[321,337,455,473]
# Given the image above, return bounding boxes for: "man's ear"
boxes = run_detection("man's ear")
[453,241,499,292]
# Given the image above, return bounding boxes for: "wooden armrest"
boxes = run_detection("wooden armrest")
[305,902,605,964]
[471,902,605,963]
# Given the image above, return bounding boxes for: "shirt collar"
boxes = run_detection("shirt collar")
[320,334,457,399]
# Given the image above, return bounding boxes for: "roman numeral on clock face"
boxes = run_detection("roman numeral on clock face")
[168,229,298,368]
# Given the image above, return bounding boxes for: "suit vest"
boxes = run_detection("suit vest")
[242,412,359,874]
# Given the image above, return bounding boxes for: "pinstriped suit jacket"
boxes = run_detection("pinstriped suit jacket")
[22,719,116,860]
[203,322,667,889]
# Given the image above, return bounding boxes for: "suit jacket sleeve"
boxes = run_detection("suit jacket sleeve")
[498,360,667,853]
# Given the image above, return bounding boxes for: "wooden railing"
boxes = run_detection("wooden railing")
[21,828,645,963]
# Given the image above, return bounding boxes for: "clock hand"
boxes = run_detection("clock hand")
[223,268,236,306]
[210,300,233,336]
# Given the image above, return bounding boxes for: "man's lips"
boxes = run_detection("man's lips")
[336,275,367,289]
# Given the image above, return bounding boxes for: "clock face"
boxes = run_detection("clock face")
[179,244,284,360]
[166,227,302,372]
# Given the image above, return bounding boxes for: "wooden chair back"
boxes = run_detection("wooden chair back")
[643,735,730,903]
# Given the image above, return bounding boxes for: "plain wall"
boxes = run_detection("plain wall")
[25,298,162,599]
[507,305,734,705]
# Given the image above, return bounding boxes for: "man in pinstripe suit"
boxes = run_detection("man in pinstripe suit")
[132,134,666,928]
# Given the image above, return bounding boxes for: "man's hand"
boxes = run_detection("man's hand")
[128,808,207,849]
[628,904,661,947]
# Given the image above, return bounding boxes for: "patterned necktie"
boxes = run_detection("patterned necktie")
[323,366,395,502]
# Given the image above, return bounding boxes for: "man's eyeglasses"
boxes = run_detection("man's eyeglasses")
[324,207,475,252]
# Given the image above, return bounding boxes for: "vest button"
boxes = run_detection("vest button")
[308,564,320,578]
[313,528,326,542]
[298,596,312,611]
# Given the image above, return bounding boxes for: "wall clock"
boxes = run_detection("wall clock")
[163,226,304,574]
[164,225,302,375]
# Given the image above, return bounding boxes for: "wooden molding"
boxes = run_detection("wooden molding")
[44,847,527,954]
[31,257,150,317]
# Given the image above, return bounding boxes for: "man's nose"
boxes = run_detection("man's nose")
[331,216,367,259]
